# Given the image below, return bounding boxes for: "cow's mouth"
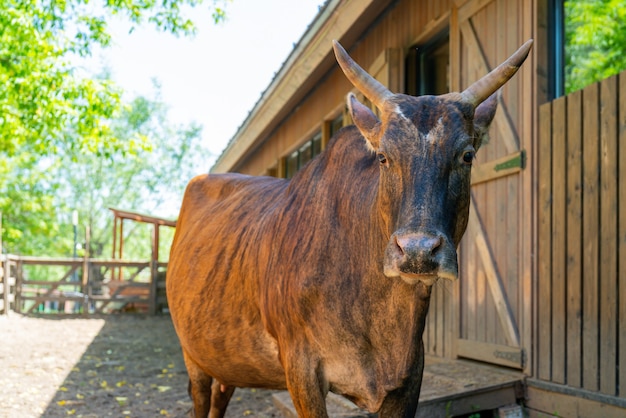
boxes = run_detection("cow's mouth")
[398,272,438,286]
[383,231,459,285]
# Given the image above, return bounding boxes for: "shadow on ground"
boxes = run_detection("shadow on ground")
[37,315,279,418]
[42,315,191,417]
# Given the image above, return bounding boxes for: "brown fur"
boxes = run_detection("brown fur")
[167,40,531,417]
[167,95,496,418]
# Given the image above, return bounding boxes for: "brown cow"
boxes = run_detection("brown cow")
[167,39,532,418]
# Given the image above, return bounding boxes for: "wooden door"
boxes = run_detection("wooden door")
[452,0,531,370]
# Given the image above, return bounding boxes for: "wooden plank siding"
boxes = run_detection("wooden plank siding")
[537,71,626,397]
[455,0,529,370]
[228,0,532,364]
[236,0,452,176]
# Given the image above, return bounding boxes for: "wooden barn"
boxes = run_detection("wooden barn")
[210,0,626,416]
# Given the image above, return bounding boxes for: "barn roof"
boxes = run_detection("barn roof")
[210,0,394,173]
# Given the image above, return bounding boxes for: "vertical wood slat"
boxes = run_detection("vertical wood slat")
[619,71,626,399]
[538,72,624,396]
[565,89,582,389]
[537,102,552,382]
[581,82,600,392]
[550,96,567,385]
[599,75,618,396]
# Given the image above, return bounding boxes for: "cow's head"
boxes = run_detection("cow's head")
[333,40,532,286]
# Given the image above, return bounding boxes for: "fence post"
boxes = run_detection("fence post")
[0,213,4,315]
[1,255,6,315]
[82,226,90,315]
[149,259,157,315]
[14,258,22,314]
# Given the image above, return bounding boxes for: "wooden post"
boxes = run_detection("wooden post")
[14,258,22,314]
[82,226,90,315]
[149,223,158,315]
[0,212,4,315]
[1,257,5,316]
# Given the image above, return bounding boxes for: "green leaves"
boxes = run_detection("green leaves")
[565,0,626,93]
[0,0,223,255]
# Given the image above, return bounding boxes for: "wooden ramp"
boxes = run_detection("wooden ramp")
[273,356,524,418]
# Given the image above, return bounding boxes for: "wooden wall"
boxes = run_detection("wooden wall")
[537,71,626,398]
[237,0,452,176]
[233,0,534,364]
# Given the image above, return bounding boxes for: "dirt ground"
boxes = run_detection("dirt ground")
[0,313,281,418]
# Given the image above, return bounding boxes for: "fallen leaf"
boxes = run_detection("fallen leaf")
[56,400,66,406]
[59,387,68,392]
[157,386,171,393]
[66,409,76,415]
[116,397,128,407]
[116,380,127,388]
[159,409,169,415]
[76,394,84,400]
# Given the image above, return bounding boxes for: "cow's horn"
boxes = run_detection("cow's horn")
[333,40,393,109]
[461,39,533,107]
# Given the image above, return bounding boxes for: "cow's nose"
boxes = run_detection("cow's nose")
[394,233,442,260]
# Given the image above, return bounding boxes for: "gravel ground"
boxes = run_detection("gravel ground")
[0,313,281,418]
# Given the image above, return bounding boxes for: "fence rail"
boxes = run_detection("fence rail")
[0,254,168,315]
[537,72,626,398]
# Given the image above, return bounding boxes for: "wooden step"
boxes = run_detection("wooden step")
[272,356,524,417]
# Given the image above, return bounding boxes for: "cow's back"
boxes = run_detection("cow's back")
[167,173,290,388]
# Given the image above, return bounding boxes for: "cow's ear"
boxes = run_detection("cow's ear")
[348,93,380,151]
[473,92,498,150]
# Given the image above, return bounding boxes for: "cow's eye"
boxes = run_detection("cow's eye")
[377,153,388,165]
[461,151,475,165]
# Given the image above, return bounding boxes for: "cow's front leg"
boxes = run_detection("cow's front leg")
[282,346,329,418]
[377,340,425,418]
[208,380,235,418]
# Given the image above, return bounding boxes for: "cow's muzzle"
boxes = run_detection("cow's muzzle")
[383,232,458,285]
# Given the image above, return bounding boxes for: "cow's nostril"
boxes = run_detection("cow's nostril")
[430,236,443,255]
[395,234,442,258]
[393,235,405,256]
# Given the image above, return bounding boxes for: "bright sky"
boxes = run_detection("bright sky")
[89,1,324,169]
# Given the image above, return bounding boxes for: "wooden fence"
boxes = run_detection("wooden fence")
[0,256,17,314]
[537,72,626,398]
[0,254,168,315]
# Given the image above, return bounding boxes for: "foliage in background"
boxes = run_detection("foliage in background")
[3,82,208,258]
[565,0,626,94]
[0,0,225,256]
[53,83,207,260]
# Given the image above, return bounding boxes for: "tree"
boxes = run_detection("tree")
[55,84,209,260]
[564,0,626,93]
[0,0,228,156]
[3,82,209,257]
[0,0,225,255]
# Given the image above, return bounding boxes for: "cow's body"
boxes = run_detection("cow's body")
[167,40,532,417]
[169,128,428,412]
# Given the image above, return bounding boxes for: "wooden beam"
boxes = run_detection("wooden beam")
[457,338,523,369]
[469,197,520,347]
[458,0,494,24]
[471,150,524,186]
[459,19,519,154]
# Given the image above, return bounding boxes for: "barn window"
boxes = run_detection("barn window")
[550,0,626,98]
[406,32,449,96]
[329,114,343,137]
[284,131,322,179]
